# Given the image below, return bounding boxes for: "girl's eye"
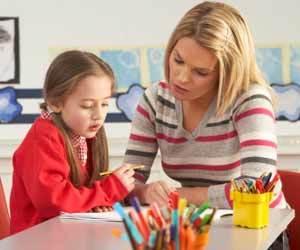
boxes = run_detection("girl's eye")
[102,103,109,108]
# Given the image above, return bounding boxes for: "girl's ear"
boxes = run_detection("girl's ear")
[46,100,62,113]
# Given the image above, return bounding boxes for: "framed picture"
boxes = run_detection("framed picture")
[0,17,20,83]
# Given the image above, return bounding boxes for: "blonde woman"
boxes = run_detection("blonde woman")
[124,1,287,212]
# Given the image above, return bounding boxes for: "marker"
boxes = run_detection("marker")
[130,196,150,240]
[266,172,280,192]
[183,203,196,226]
[262,172,272,188]
[178,198,187,225]
[112,202,144,244]
[99,165,144,176]
[150,203,166,228]
[129,210,148,243]
[190,201,211,223]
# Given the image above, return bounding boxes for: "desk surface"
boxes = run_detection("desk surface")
[0,209,294,250]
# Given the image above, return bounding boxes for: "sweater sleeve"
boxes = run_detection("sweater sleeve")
[208,86,286,208]
[17,123,128,218]
[123,85,159,183]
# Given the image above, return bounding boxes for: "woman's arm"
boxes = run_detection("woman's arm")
[232,86,285,208]
[177,187,208,206]
[123,85,177,206]
[123,87,159,182]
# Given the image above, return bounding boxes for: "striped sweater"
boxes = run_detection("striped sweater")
[124,81,286,208]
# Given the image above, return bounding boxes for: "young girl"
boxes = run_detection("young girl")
[10,50,135,234]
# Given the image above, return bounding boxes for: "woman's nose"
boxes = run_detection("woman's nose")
[177,66,190,83]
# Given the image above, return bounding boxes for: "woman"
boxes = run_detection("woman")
[124,1,286,211]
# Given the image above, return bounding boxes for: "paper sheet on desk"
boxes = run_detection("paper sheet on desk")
[59,207,139,222]
[59,210,125,221]
[200,208,233,219]
[59,207,232,222]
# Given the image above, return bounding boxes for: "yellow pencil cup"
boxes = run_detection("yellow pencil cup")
[230,191,273,228]
[193,231,209,250]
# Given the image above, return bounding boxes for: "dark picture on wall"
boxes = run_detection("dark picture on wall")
[0,17,20,83]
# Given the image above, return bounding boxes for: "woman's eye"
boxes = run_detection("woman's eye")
[174,57,184,64]
[102,103,109,108]
[81,105,93,109]
[196,71,207,76]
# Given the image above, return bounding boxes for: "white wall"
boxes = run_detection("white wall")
[1,0,300,89]
[1,0,300,205]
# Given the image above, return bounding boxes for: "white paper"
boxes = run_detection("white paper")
[59,210,124,222]
[59,207,232,222]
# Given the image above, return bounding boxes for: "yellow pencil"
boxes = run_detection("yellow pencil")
[99,165,144,176]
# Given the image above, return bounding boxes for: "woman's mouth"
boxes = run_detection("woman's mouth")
[174,84,189,94]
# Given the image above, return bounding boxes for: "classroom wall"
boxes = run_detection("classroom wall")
[1,0,300,205]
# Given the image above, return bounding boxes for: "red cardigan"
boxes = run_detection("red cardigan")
[10,118,128,234]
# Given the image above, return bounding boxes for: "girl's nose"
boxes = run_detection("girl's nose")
[92,106,103,120]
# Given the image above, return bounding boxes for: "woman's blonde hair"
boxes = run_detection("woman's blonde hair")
[40,50,116,187]
[164,1,274,115]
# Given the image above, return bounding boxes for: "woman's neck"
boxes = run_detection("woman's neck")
[182,89,216,113]
[181,91,216,133]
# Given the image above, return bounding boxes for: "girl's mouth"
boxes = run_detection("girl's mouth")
[89,124,101,131]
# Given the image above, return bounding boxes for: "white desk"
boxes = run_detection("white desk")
[0,209,294,250]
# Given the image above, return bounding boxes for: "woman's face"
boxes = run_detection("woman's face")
[168,37,219,103]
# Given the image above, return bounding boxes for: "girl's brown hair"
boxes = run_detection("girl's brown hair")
[164,1,274,115]
[40,50,115,187]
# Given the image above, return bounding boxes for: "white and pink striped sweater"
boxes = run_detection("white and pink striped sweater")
[124,81,286,208]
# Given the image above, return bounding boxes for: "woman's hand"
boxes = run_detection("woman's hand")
[144,180,176,207]
[113,165,135,193]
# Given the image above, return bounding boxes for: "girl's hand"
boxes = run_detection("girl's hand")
[92,206,113,213]
[113,165,135,193]
[144,181,176,207]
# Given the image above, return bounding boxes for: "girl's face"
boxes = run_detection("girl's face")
[169,37,219,103]
[54,75,112,138]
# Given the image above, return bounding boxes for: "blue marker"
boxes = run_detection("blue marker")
[172,209,179,250]
[113,202,144,244]
[190,201,211,223]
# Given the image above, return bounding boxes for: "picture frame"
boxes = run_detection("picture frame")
[0,17,20,84]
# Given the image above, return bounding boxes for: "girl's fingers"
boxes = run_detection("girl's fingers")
[116,164,133,174]
[125,169,135,177]
[93,207,103,212]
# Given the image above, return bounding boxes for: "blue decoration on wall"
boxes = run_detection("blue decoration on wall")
[100,49,141,90]
[272,83,300,122]
[0,87,22,123]
[116,84,144,121]
[256,48,283,84]
[147,48,165,84]
[290,46,300,83]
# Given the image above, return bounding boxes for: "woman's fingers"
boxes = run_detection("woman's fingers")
[146,181,175,207]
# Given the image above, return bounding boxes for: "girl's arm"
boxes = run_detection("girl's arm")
[16,125,129,218]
